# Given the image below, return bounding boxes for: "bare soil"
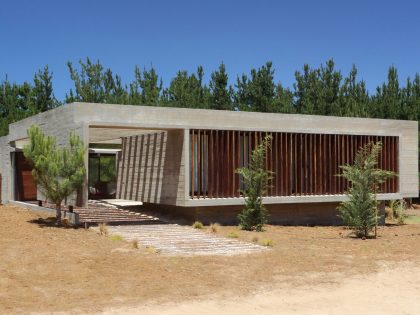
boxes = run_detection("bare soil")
[1,204,420,314]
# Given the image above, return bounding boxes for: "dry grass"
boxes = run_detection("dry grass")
[1,204,420,314]
[260,239,274,247]
[209,223,220,233]
[109,234,123,241]
[227,231,239,238]
[146,245,160,254]
[60,217,71,228]
[99,222,109,236]
[131,239,139,249]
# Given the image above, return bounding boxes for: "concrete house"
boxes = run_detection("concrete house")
[0,102,418,224]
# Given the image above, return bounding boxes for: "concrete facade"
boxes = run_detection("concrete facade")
[0,102,418,224]
[116,130,185,206]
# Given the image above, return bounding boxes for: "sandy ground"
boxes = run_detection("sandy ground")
[103,263,420,315]
[1,204,420,315]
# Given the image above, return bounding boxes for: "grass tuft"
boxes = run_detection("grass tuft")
[209,223,220,233]
[385,207,394,220]
[146,246,161,254]
[99,222,108,236]
[260,239,274,247]
[61,218,71,228]
[227,231,239,238]
[192,221,204,229]
[109,234,123,242]
[131,239,139,249]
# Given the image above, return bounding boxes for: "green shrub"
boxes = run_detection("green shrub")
[192,221,203,229]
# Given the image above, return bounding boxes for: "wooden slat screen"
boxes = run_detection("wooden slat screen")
[189,130,399,199]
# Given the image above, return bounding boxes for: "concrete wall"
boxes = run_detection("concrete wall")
[0,135,11,204]
[140,202,341,225]
[143,202,386,226]
[116,130,185,206]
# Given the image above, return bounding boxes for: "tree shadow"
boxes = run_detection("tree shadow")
[28,217,79,229]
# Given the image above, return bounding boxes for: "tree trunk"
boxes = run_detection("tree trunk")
[56,202,62,223]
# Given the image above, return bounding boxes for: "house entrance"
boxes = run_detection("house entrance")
[15,152,37,201]
[88,151,117,199]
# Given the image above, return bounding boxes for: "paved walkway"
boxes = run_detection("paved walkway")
[103,224,267,256]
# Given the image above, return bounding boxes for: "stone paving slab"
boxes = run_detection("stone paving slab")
[101,224,267,256]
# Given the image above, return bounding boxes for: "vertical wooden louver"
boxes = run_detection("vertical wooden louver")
[189,130,399,199]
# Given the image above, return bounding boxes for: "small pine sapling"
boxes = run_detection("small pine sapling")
[236,135,273,231]
[338,142,395,238]
[23,125,86,223]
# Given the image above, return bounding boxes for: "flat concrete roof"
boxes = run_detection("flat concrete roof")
[5,102,418,143]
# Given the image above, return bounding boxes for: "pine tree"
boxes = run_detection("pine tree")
[23,125,86,222]
[236,135,273,231]
[209,62,231,110]
[233,74,250,111]
[32,66,58,112]
[338,142,395,238]
[294,59,341,116]
[272,83,294,113]
[248,62,276,112]
[162,67,210,108]
[66,58,107,103]
[338,65,370,117]
[372,66,401,119]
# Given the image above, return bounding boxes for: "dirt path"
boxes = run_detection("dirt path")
[102,263,420,315]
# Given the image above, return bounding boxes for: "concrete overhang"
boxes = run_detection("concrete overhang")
[88,126,168,144]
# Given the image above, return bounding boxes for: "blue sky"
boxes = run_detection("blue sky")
[1,0,419,100]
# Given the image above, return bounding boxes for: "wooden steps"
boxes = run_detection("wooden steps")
[27,200,160,225]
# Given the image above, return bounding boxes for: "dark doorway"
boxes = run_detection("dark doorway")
[88,153,117,199]
[15,152,37,201]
